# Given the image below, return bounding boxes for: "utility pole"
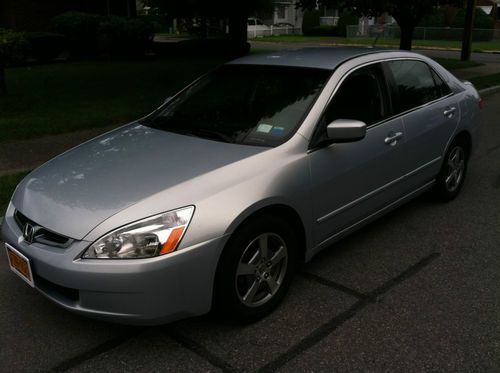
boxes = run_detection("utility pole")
[461,0,476,61]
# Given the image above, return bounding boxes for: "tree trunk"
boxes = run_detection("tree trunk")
[399,23,415,51]
[461,0,476,61]
[0,53,6,97]
[228,13,248,44]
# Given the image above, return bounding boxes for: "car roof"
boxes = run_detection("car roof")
[228,47,414,70]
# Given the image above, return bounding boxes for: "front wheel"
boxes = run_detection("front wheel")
[213,215,298,323]
[434,138,468,202]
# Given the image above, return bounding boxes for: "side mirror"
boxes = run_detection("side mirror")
[326,119,367,143]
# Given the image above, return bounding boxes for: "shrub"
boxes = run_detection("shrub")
[0,29,30,66]
[53,12,155,58]
[140,15,172,33]
[302,10,321,36]
[24,32,65,62]
[337,12,359,37]
[450,8,494,41]
[419,9,447,27]
[305,25,340,36]
[452,8,494,29]
[99,16,154,57]
[52,12,102,58]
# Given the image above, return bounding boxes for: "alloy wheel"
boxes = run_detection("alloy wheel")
[235,233,288,307]
[445,146,465,193]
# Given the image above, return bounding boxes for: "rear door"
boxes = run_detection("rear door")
[385,60,459,188]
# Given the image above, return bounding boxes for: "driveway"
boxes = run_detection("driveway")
[1,93,499,372]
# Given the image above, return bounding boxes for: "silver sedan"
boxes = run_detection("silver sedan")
[2,48,481,324]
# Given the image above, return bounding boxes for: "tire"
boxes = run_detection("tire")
[434,137,468,202]
[213,214,298,323]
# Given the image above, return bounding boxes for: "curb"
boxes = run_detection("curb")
[478,85,500,97]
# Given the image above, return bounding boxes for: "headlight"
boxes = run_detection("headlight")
[82,206,194,259]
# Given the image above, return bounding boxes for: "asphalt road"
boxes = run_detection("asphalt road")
[1,93,499,372]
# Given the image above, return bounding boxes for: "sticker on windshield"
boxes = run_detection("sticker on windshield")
[257,124,273,133]
[270,126,285,136]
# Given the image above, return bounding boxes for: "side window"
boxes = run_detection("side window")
[388,60,450,113]
[323,63,389,126]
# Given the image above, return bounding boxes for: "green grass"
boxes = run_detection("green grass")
[252,35,334,43]
[0,56,226,142]
[470,73,500,90]
[0,172,29,216]
[254,35,500,51]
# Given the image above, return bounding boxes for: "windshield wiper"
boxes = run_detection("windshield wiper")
[189,128,233,143]
[165,127,233,143]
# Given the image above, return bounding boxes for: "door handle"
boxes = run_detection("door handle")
[443,107,457,117]
[385,132,403,146]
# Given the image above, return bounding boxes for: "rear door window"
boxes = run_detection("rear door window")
[387,60,451,114]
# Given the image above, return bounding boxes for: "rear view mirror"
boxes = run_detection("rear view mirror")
[326,119,366,143]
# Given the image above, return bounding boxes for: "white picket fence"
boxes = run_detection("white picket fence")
[248,26,302,38]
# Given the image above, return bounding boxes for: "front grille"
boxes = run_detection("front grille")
[14,210,73,248]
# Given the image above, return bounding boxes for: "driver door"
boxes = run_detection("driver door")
[308,62,407,248]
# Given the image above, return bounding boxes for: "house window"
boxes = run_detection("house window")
[277,5,286,20]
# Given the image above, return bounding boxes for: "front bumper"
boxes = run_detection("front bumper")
[1,203,228,325]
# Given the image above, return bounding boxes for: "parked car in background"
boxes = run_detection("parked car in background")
[247,17,270,37]
[273,22,295,28]
[3,48,481,325]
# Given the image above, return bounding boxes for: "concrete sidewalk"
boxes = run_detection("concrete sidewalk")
[0,64,498,177]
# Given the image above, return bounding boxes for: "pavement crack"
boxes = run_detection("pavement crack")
[299,271,370,300]
[486,144,500,155]
[258,252,441,372]
[49,329,142,372]
[494,174,500,189]
[165,328,238,373]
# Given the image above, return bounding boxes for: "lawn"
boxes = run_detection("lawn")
[254,35,500,51]
[0,56,226,142]
[0,172,29,216]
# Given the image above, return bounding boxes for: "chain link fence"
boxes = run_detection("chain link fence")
[346,24,500,42]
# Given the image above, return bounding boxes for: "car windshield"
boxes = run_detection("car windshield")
[142,64,330,147]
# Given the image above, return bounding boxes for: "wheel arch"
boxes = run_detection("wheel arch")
[223,203,308,265]
[212,203,308,316]
[453,130,472,159]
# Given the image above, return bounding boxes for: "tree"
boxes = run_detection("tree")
[0,29,28,96]
[461,0,476,61]
[0,54,6,96]
[297,0,461,50]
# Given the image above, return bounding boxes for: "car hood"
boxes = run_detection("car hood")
[12,124,267,240]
